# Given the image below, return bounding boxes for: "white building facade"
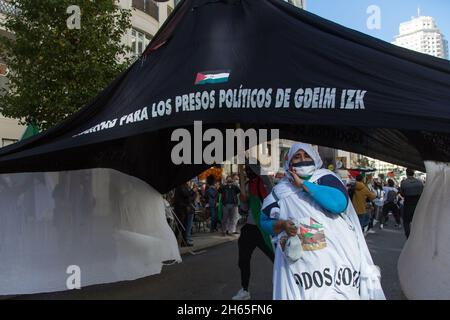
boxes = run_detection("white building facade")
[393,15,449,60]
[119,0,175,61]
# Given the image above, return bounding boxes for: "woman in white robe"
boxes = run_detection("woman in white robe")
[260,142,385,300]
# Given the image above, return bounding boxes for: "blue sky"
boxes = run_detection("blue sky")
[307,0,450,46]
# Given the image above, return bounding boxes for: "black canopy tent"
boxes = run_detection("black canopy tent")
[0,0,449,194]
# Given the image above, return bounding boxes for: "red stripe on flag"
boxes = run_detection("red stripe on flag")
[195,73,206,84]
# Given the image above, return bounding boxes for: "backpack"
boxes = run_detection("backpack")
[386,189,397,203]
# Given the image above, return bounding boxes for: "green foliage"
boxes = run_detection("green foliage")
[0,0,132,130]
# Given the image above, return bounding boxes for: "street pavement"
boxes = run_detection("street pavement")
[15,220,407,300]
[365,223,407,300]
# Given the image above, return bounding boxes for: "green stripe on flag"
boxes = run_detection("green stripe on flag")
[198,77,229,85]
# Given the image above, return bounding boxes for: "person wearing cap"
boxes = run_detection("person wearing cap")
[260,142,385,300]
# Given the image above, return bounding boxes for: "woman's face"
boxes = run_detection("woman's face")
[290,149,313,165]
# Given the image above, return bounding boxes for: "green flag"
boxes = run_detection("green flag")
[20,124,39,141]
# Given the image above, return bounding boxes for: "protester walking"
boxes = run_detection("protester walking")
[233,165,274,300]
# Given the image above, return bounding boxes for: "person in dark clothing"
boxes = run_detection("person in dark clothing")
[233,166,274,300]
[400,169,424,238]
[381,179,401,229]
[205,175,219,232]
[219,177,241,235]
[173,181,195,246]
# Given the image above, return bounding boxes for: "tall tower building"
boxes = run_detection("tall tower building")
[393,12,449,60]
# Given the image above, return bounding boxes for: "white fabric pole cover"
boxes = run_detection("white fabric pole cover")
[0,168,181,295]
[398,161,450,299]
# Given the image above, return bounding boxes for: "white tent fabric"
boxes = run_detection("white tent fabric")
[0,168,181,295]
[398,161,450,300]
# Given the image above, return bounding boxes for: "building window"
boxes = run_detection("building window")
[132,0,159,21]
[2,138,18,147]
[130,28,153,59]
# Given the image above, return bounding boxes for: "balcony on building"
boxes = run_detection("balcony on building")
[132,0,159,22]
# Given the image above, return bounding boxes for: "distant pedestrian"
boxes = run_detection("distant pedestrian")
[372,180,384,227]
[381,179,401,229]
[219,176,241,235]
[351,175,376,234]
[400,169,424,238]
[205,175,219,232]
[173,181,196,246]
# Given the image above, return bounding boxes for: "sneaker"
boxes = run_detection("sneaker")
[368,229,376,234]
[380,224,384,229]
[232,288,251,300]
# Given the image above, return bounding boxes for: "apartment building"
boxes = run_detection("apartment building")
[393,14,449,60]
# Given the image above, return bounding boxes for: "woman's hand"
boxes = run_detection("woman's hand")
[288,168,305,189]
[273,219,298,236]
[283,220,298,237]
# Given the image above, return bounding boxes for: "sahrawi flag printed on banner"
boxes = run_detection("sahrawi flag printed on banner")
[195,71,230,85]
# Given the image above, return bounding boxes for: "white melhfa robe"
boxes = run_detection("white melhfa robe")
[264,169,385,300]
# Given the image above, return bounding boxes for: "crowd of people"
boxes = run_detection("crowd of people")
[348,169,424,239]
[165,170,250,247]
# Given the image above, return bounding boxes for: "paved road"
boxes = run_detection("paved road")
[16,223,407,300]
[365,224,407,300]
